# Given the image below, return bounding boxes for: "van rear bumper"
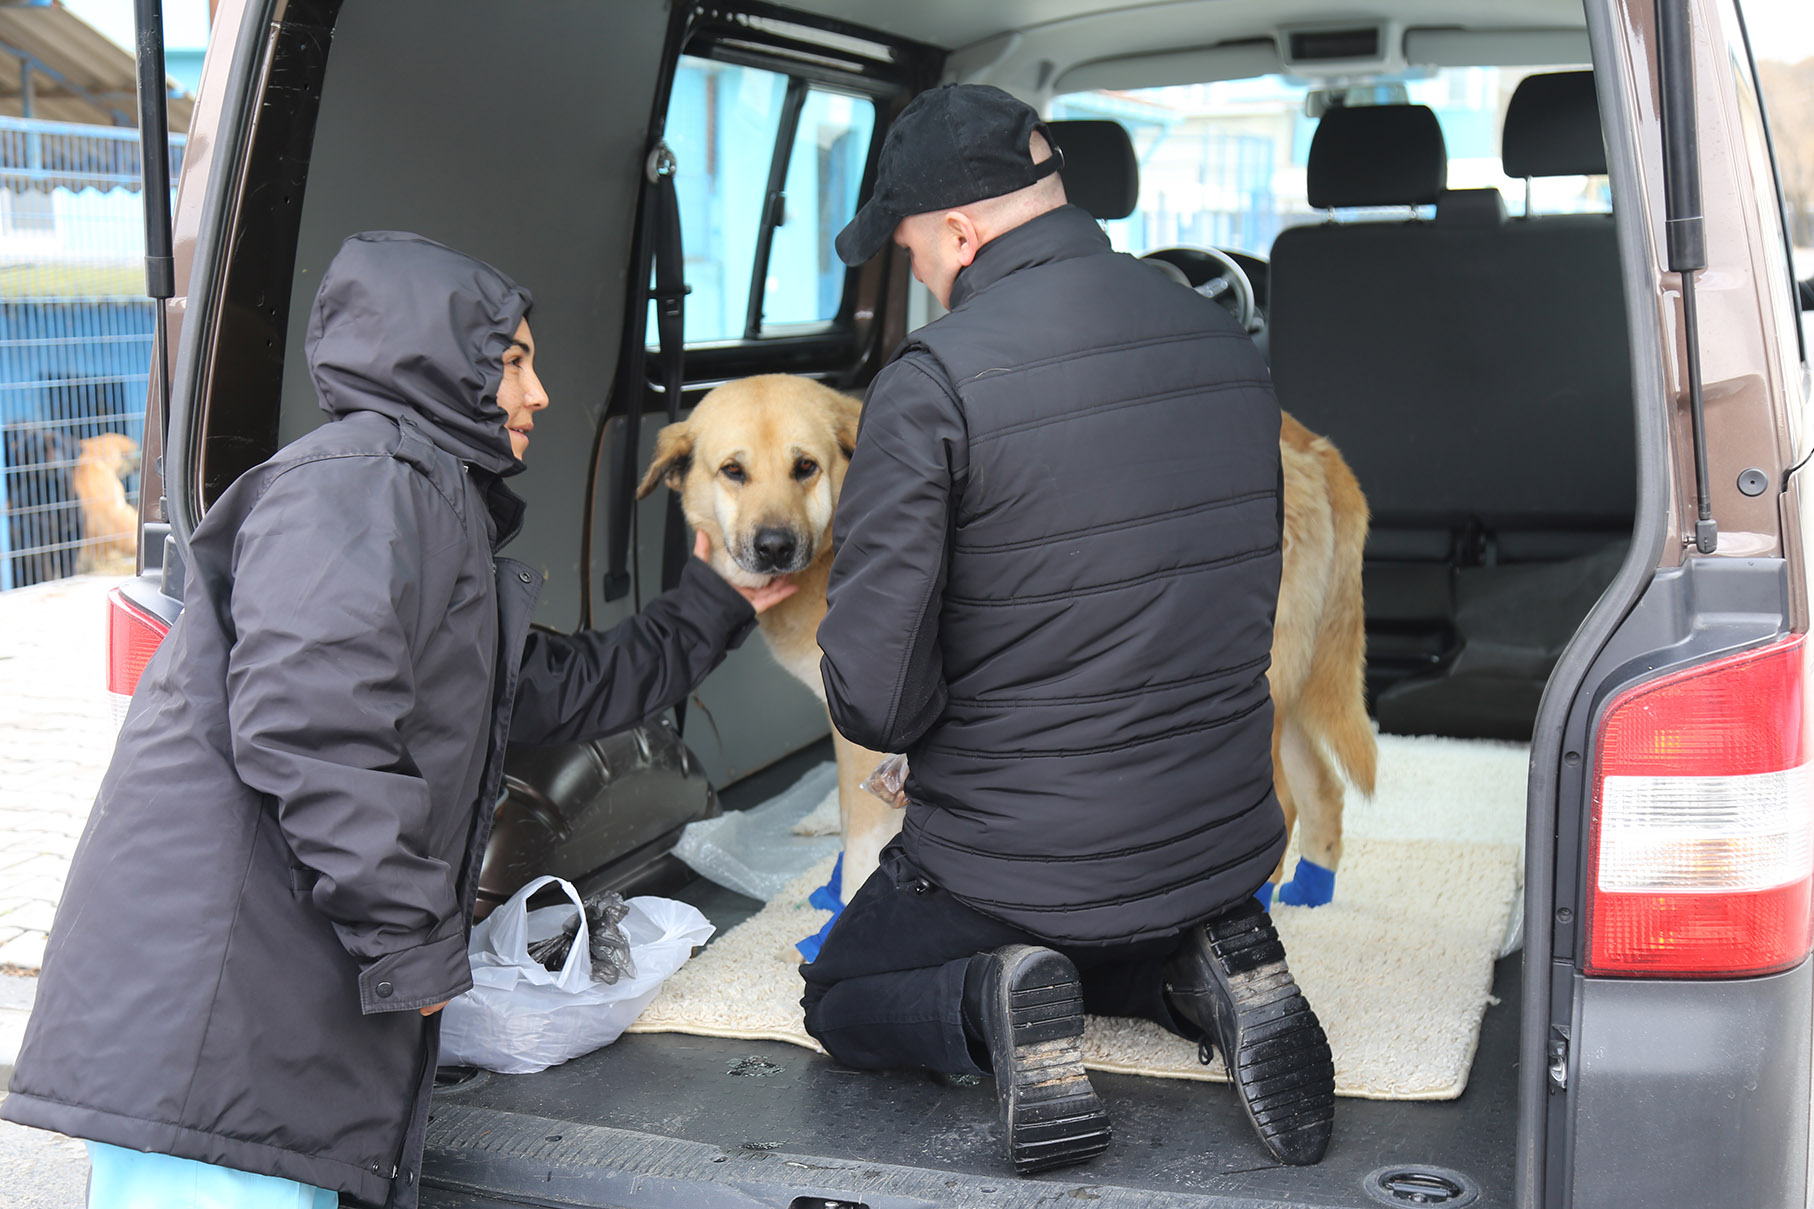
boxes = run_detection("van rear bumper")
[1568,957,1811,1208]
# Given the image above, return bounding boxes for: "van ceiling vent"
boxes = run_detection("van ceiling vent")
[1279,22,1405,76]
[1290,27,1379,62]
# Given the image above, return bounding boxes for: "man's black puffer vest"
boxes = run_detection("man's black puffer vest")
[883,206,1287,945]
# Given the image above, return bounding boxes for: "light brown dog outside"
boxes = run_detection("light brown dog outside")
[73,432,141,576]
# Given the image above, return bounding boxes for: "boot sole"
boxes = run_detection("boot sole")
[986,945,1112,1175]
[1192,907,1334,1165]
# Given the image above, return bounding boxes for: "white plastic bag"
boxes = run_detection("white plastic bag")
[438,875,714,1074]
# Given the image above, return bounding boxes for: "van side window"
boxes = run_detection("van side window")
[656,56,876,345]
[765,88,876,329]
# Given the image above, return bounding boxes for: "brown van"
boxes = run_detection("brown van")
[105,0,1814,1205]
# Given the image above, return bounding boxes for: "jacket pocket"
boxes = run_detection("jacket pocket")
[879,841,932,894]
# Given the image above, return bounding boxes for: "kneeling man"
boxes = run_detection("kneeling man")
[804,84,1335,1174]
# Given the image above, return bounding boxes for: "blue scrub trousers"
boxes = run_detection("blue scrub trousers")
[85,1142,337,1208]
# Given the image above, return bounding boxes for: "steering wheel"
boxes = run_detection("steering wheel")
[1141,246,1259,333]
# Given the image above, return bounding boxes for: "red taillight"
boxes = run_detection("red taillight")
[1586,634,1812,977]
[107,587,170,726]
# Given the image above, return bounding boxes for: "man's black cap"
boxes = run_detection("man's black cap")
[835,84,1062,266]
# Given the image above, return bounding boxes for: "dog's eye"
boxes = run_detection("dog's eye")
[720,463,746,484]
[792,458,818,481]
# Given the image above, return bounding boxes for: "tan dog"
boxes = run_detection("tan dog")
[637,375,893,902]
[73,432,140,575]
[640,375,1377,907]
[1268,412,1376,897]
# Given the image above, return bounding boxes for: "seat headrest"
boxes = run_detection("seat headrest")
[1306,104,1447,209]
[1502,71,1606,178]
[1435,187,1508,227]
[1046,119,1139,221]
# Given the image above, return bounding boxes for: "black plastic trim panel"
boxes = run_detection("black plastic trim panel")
[1569,960,1811,1208]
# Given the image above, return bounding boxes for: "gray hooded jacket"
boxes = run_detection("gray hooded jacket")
[1,232,756,1206]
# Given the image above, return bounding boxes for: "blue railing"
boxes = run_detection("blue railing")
[0,117,183,590]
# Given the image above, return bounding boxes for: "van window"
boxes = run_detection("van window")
[1722,3,1807,369]
[656,56,876,345]
[1053,66,1610,258]
[765,88,875,329]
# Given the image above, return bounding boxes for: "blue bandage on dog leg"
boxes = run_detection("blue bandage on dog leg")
[807,853,845,914]
[1254,880,1274,910]
[797,911,839,962]
[798,853,847,961]
[1276,857,1336,907]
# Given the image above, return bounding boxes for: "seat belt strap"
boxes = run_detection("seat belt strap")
[601,157,662,603]
[652,150,690,601]
[647,144,693,733]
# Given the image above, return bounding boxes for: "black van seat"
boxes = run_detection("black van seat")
[1045,119,1139,220]
[1372,71,1633,738]
[1269,84,1634,738]
[1268,105,1462,705]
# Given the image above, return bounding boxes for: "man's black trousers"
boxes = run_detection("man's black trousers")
[799,840,1193,1074]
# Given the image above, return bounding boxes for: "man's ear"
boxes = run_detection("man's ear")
[948,209,982,269]
[637,422,693,499]
[829,394,862,460]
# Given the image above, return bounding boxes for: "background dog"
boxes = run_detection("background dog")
[637,375,892,902]
[640,374,1376,908]
[2,424,78,587]
[73,432,141,575]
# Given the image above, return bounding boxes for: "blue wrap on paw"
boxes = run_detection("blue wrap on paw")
[1276,857,1335,907]
[797,853,846,961]
[1254,880,1274,911]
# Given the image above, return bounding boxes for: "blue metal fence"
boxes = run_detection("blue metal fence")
[0,117,183,590]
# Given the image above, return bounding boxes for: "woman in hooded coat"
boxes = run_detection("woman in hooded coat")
[0,232,790,1207]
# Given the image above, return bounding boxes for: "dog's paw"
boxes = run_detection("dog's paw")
[790,787,842,836]
[1275,858,1336,908]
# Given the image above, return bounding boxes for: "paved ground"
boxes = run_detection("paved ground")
[0,573,122,1203]
[0,574,119,973]
[0,972,87,1208]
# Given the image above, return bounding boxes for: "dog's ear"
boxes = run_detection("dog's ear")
[637,421,693,499]
[828,393,862,461]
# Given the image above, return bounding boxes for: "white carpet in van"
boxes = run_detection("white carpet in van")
[627,732,1529,1101]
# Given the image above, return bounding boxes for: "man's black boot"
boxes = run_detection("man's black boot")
[971,945,1112,1175]
[1163,899,1334,1165]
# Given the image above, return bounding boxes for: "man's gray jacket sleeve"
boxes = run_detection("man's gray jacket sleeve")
[511,558,758,746]
[225,460,470,1014]
[818,353,969,753]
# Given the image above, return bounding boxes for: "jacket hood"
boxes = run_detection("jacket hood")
[307,231,534,477]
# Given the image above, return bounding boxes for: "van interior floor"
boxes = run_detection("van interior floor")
[425,740,1522,1209]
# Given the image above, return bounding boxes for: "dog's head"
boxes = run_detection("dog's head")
[637,374,860,589]
[78,432,141,478]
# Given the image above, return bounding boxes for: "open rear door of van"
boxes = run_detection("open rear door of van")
[1522,2,1814,1206]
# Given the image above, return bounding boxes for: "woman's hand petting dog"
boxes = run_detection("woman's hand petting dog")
[695,530,799,613]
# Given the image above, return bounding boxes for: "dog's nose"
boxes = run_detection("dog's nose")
[752,527,797,570]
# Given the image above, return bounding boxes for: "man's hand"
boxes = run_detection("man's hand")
[421,1001,449,1016]
[694,530,798,614]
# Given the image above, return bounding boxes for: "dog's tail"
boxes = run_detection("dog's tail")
[1298,435,1377,797]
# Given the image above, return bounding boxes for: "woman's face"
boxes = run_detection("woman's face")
[495,319,549,461]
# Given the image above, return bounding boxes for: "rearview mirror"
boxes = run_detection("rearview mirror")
[1304,82,1411,119]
